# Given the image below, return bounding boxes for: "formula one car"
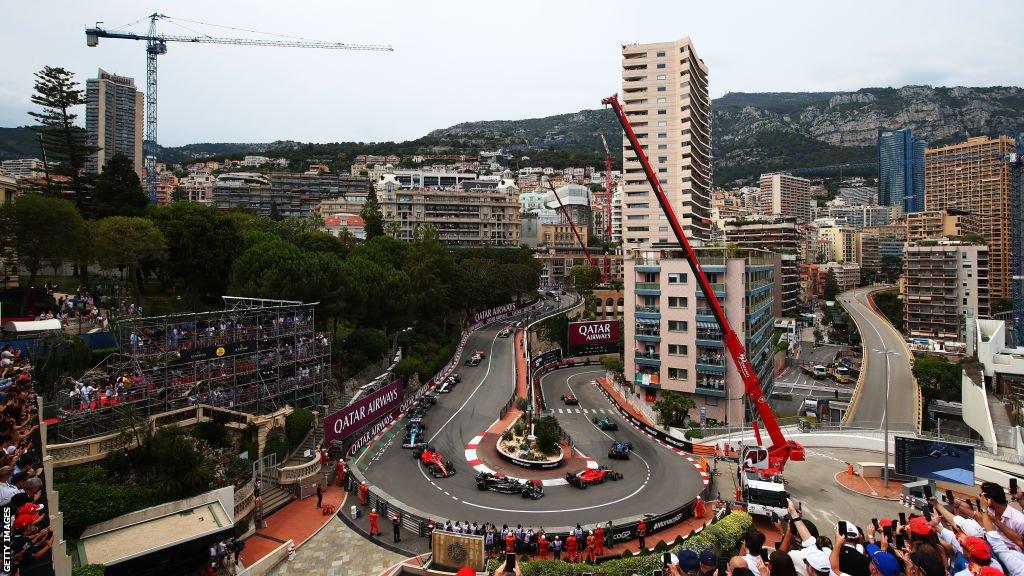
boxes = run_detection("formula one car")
[475,472,544,499]
[465,357,481,367]
[402,422,428,449]
[414,446,456,478]
[439,376,458,393]
[419,393,438,406]
[592,416,618,431]
[561,394,579,405]
[565,466,623,488]
[608,441,633,460]
[407,405,428,422]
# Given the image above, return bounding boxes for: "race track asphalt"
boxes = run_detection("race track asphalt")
[361,298,704,528]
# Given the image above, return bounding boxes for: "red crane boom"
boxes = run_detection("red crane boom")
[602,94,803,472]
[599,131,614,281]
[546,180,601,278]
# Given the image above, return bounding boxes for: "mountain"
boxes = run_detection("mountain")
[3,85,1022,185]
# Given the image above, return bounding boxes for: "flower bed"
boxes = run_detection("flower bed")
[496,417,564,470]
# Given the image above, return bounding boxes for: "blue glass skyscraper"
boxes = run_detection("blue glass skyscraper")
[877,128,925,213]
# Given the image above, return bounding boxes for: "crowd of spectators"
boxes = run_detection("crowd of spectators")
[0,344,56,576]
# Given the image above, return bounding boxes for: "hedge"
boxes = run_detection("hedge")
[56,483,163,539]
[285,407,315,449]
[72,565,105,576]
[487,511,753,576]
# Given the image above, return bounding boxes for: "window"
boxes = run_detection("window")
[657,98,667,104]
[656,51,666,57]
[657,86,666,92]
[657,110,667,115]
[626,226,650,232]
[963,298,968,305]
[668,344,688,356]
[668,367,688,380]
[659,226,669,232]
[659,179,668,184]
[668,296,688,308]
[656,63,666,69]
[657,132,667,138]
[658,144,668,150]
[627,214,649,220]
[658,168,667,173]
[668,320,688,332]
[657,75,666,80]
[627,203,650,209]
[658,156,668,163]
[668,273,687,284]
[657,121,668,127]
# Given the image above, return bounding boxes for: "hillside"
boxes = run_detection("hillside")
[3,85,1022,185]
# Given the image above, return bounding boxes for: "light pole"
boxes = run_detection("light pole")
[873,348,900,488]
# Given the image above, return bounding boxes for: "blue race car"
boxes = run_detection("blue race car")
[403,422,428,449]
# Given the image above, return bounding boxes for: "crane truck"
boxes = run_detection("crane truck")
[602,94,804,518]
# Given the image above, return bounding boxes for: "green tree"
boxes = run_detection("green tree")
[913,355,961,420]
[93,216,168,301]
[150,202,242,306]
[873,290,904,331]
[5,194,87,299]
[28,66,95,204]
[569,264,602,295]
[601,355,625,385]
[535,313,571,351]
[652,391,696,428]
[361,185,386,238]
[823,271,840,301]
[91,153,149,219]
[534,415,562,455]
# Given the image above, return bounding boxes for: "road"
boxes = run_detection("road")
[360,300,702,527]
[837,287,918,431]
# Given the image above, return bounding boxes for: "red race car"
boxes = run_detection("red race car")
[561,394,579,405]
[414,446,456,478]
[565,465,623,488]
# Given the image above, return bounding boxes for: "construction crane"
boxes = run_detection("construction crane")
[603,94,804,479]
[599,131,615,281]
[1008,133,1024,345]
[86,13,393,202]
[545,180,602,284]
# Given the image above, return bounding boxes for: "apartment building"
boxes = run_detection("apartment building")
[906,210,982,243]
[822,202,892,229]
[817,225,861,263]
[85,69,144,180]
[722,216,801,318]
[391,170,478,189]
[612,188,623,244]
[839,186,877,206]
[822,262,862,293]
[625,248,775,425]
[154,172,178,206]
[860,232,880,269]
[924,135,1017,299]
[316,194,368,219]
[0,159,45,180]
[904,240,990,340]
[620,37,712,249]
[178,169,215,204]
[878,127,926,213]
[376,174,520,247]
[212,172,368,217]
[535,249,623,287]
[759,172,811,223]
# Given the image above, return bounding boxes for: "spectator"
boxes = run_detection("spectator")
[699,550,719,576]
[978,482,1024,552]
[741,529,768,576]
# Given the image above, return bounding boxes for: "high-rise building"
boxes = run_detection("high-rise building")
[620,38,712,249]
[817,225,861,264]
[85,69,144,179]
[906,210,982,243]
[723,216,801,318]
[878,128,925,213]
[859,232,880,269]
[759,172,811,223]
[904,240,989,341]
[924,135,1017,299]
[822,202,892,229]
[625,248,775,425]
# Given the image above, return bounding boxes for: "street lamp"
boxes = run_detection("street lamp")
[872,348,900,488]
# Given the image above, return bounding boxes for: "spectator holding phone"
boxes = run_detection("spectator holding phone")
[785,499,827,576]
[740,530,768,576]
[978,495,1024,576]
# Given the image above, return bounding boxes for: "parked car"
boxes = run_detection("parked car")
[592,416,618,431]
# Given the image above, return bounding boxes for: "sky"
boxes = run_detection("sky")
[2,1,1020,146]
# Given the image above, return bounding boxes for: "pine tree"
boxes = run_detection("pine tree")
[92,153,149,218]
[28,66,95,206]
[361,184,386,239]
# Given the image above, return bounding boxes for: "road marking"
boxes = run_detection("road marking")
[428,330,502,443]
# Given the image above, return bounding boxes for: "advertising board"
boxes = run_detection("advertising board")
[324,380,403,445]
[567,320,621,356]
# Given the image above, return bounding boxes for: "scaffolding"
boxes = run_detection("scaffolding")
[52,296,329,442]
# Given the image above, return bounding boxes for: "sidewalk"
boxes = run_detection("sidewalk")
[595,377,654,426]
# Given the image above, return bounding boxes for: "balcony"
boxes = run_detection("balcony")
[635,261,661,273]
[635,306,661,320]
[635,352,661,367]
[634,327,661,342]
[636,282,661,295]
[696,356,726,375]
[695,380,727,398]
[695,336,724,348]
[696,308,716,322]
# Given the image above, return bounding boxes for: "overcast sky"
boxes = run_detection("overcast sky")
[2,1,1020,146]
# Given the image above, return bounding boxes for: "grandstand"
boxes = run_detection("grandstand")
[51,297,330,442]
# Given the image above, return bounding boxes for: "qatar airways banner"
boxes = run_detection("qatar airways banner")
[567,320,621,356]
[324,381,403,445]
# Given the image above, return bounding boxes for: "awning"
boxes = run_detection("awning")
[696,321,719,331]
[2,319,62,333]
[635,318,660,325]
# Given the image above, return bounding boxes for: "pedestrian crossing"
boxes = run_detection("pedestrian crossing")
[555,408,615,415]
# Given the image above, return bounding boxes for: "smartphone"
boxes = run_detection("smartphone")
[838,520,848,536]
[506,553,516,570]
[923,505,933,522]
[883,525,893,538]
[923,485,933,499]
[760,549,770,563]
[976,498,983,511]
[895,534,906,549]
[899,512,907,526]
[946,489,956,506]
[871,518,880,531]
[1012,478,1019,495]
[663,553,673,566]
[774,540,782,551]
[798,501,803,514]
[967,499,975,511]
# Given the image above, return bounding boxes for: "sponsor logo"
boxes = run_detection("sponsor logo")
[612,530,634,541]
[652,511,684,532]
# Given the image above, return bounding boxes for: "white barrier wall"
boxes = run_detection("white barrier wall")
[961,370,998,452]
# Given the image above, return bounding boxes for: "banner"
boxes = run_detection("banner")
[567,320,621,356]
[532,348,562,369]
[324,380,403,445]
[470,298,540,325]
[177,340,257,362]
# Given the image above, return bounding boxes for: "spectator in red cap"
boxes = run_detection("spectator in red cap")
[957,536,994,576]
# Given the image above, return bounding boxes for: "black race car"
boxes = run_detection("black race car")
[565,466,623,488]
[608,441,633,460]
[592,416,618,431]
[561,394,579,405]
[475,472,544,499]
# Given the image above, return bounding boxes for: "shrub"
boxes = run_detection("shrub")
[285,407,315,449]
[194,420,228,447]
[502,430,513,442]
[57,483,162,538]
[515,397,529,411]
[54,464,108,485]
[72,565,106,576]
[684,428,704,440]
[264,431,289,462]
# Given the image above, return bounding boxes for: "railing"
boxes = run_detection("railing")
[636,282,661,291]
[635,306,661,314]
[234,478,255,520]
[635,352,661,360]
[635,328,661,337]
[277,451,322,485]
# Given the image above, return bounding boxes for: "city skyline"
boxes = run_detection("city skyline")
[1,0,1021,146]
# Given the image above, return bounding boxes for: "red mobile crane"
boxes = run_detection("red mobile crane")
[599,131,615,281]
[602,94,804,476]
[545,180,605,282]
